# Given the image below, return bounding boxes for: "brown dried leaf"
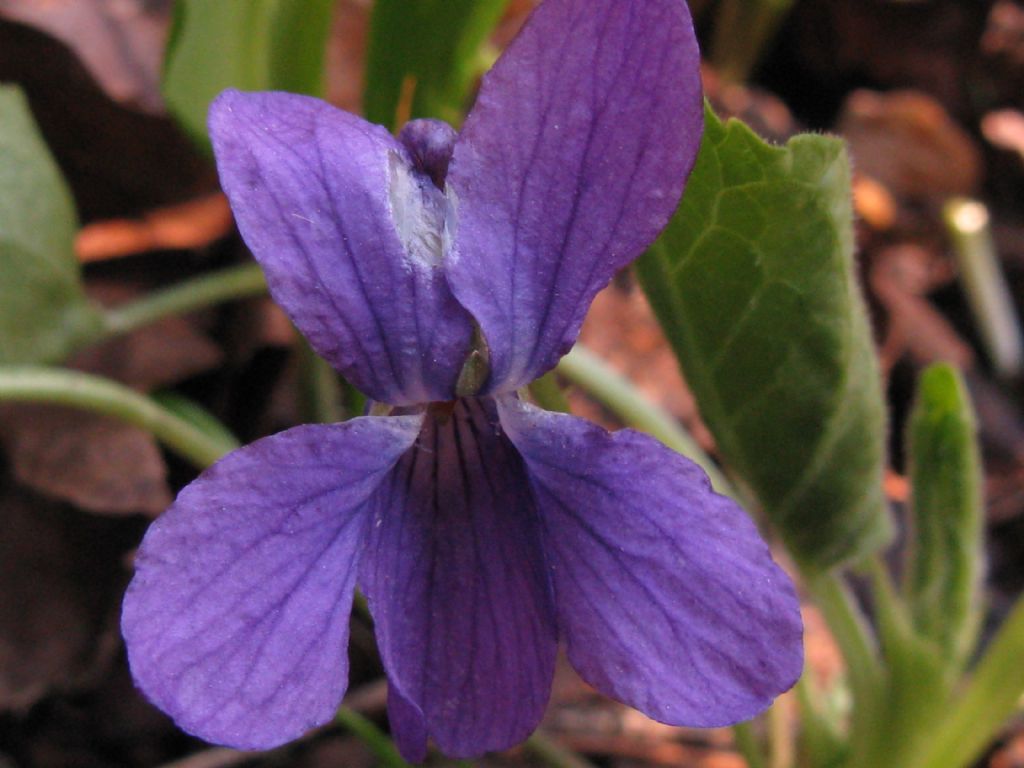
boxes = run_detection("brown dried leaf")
[0,405,171,516]
[0,485,127,710]
[839,89,982,201]
[577,280,715,452]
[982,0,1024,105]
[0,0,170,112]
[71,293,222,391]
[325,0,370,114]
[854,174,898,232]
[0,19,211,222]
[75,193,233,263]
[982,109,1024,161]
[791,0,987,114]
[871,246,975,371]
[0,298,221,515]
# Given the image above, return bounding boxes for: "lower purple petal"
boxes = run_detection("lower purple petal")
[497,396,803,727]
[360,398,557,759]
[122,417,421,749]
[386,685,429,763]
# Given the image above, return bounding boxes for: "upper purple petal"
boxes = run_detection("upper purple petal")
[444,0,703,392]
[497,396,803,726]
[210,90,474,405]
[399,119,458,190]
[121,416,421,749]
[360,398,557,759]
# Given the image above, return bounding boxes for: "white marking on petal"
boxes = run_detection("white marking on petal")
[443,184,459,267]
[388,152,445,270]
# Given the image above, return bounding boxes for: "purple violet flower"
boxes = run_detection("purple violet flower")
[121,0,803,760]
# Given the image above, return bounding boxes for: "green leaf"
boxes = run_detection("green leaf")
[904,363,983,669]
[151,390,240,453]
[795,674,849,768]
[0,86,101,365]
[163,0,334,148]
[363,0,509,129]
[636,105,890,569]
[267,0,335,96]
[910,593,1024,768]
[854,561,951,768]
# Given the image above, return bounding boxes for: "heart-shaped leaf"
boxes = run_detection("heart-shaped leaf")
[0,86,101,365]
[636,106,890,569]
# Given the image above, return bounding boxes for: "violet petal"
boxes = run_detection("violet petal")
[497,396,804,726]
[209,90,474,405]
[386,685,430,763]
[445,0,703,392]
[360,399,557,759]
[121,416,422,749]
[399,119,458,190]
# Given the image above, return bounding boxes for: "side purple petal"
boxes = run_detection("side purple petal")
[360,399,557,759]
[497,397,803,726]
[122,416,421,749]
[209,90,474,405]
[445,0,703,392]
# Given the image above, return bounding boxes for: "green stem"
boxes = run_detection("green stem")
[710,0,795,83]
[794,669,847,767]
[102,262,267,338]
[523,731,597,768]
[911,593,1024,768]
[0,366,237,468]
[528,369,571,413]
[733,720,768,768]
[335,708,411,768]
[943,198,1023,379]
[297,339,342,423]
[556,345,736,496]
[805,569,883,718]
[866,556,910,641]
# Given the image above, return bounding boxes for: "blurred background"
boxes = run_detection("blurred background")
[0,0,1023,765]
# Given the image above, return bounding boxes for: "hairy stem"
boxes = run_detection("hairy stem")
[335,708,411,768]
[805,567,884,757]
[0,366,237,468]
[101,262,267,338]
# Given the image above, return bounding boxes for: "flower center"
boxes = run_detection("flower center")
[427,399,458,424]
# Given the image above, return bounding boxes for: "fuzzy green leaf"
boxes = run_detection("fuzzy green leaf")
[0,87,101,364]
[636,106,890,569]
[363,0,508,129]
[905,363,983,668]
[163,0,334,148]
